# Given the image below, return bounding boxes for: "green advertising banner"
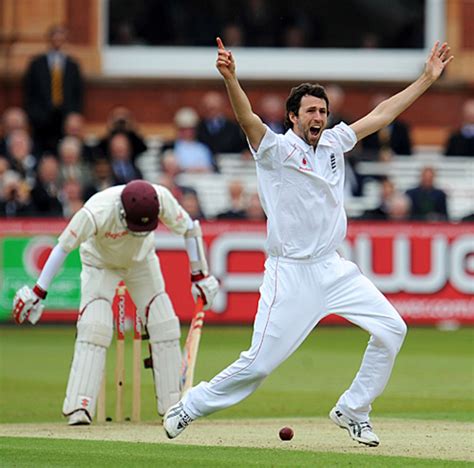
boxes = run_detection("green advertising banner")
[0,236,81,321]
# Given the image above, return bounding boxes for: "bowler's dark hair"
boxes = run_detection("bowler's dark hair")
[284,83,329,130]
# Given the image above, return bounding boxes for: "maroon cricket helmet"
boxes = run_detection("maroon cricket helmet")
[120,180,159,232]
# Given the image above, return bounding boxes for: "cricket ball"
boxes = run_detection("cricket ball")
[279,426,294,441]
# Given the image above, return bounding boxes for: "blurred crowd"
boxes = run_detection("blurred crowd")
[1,25,473,222]
[109,0,424,49]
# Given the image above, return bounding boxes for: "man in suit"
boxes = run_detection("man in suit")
[406,166,448,221]
[196,91,248,158]
[445,99,474,157]
[259,93,285,134]
[23,25,84,153]
[107,133,143,184]
[361,94,412,160]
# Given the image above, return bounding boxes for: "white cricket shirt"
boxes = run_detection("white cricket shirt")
[250,122,357,259]
[58,185,191,268]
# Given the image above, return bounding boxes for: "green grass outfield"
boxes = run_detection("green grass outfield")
[1,325,473,466]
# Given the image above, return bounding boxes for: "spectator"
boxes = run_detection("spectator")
[0,107,31,158]
[82,157,117,201]
[6,129,38,187]
[169,107,214,173]
[259,94,285,134]
[361,93,412,160]
[221,23,245,47]
[445,99,474,156]
[216,179,247,219]
[240,0,279,47]
[360,33,380,49]
[30,155,63,216]
[97,106,147,162]
[325,85,351,129]
[0,171,34,217]
[57,136,91,186]
[282,24,307,48]
[108,133,143,184]
[160,149,182,179]
[0,158,9,186]
[110,20,143,45]
[158,150,196,202]
[196,92,247,158]
[244,192,266,221]
[23,25,83,152]
[61,178,84,219]
[180,190,206,220]
[385,193,411,221]
[406,166,448,221]
[362,177,411,221]
[63,113,97,163]
[361,177,397,220]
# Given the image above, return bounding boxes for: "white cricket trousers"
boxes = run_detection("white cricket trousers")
[185,252,407,422]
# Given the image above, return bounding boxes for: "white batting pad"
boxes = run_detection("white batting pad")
[62,299,113,419]
[147,293,181,415]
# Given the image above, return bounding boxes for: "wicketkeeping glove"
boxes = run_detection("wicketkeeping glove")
[191,273,219,311]
[12,285,47,325]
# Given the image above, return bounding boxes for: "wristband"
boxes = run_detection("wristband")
[191,272,206,282]
[33,284,47,300]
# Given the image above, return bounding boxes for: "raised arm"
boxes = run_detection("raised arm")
[350,41,454,142]
[216,37,266,151]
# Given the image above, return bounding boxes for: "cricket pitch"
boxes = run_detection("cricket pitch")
[0,417,472,462]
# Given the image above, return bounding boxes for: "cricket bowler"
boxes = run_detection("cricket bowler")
[164,38,453,446]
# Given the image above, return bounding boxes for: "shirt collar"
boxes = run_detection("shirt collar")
[461,124,474,138]
[285,128,332,152]
[47,51,65,67]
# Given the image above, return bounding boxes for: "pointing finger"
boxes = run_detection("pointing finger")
[216,37,225,50]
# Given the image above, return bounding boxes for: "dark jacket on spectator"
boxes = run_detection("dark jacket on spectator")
[24,53,83,151]
[97,130,147,162]
[196,118,247,155]
[406,186,448,221]
[444,131,474,157]
[30,179,63,216]
[362,120,412,157]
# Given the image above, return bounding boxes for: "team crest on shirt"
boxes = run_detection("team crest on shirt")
[330,153,337,173]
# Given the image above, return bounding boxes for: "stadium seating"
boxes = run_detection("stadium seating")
[136,139,473,221]
[356,156,474,220]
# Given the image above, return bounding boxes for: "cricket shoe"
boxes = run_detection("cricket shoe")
[67,410,92,426]
[163,401,194,439]
[329,407,379,447]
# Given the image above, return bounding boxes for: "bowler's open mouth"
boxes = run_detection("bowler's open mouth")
[310,125,321,137]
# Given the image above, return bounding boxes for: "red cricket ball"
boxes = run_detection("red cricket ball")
[279,426,294,441]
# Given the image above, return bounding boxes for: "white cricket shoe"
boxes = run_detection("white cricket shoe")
[163,401,194,439]
[67,410,92,426]
[329,407,380,447]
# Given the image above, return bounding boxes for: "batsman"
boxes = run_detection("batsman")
[12,180,219,425]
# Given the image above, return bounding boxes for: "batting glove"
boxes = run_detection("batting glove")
[12,285,46,325]
[191,273,219,311]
